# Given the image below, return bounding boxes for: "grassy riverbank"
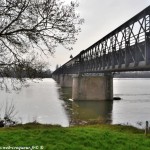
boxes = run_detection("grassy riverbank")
[0,124,150,150]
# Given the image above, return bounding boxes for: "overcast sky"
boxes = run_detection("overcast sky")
[50,0,150,71]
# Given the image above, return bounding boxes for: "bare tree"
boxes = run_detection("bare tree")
[0,100,17,127]
[0,0,83,89]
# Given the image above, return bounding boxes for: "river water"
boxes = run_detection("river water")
[0,79,69,127]
[0,78,150,128]
[113,78,150,128]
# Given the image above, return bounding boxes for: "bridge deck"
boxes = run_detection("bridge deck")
[53,6,150,75]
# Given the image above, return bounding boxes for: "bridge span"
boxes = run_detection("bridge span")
[52,6,150,101]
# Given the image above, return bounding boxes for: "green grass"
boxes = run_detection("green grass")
[0,123,150,150]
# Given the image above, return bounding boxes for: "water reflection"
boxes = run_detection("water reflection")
[70,100,113,125]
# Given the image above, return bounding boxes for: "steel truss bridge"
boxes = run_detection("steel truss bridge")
[53,6,150,75]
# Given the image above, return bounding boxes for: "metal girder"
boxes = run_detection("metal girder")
[53,6,150,75]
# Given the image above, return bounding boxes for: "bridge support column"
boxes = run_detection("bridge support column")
[52,75,61,83]
[72,75,113,100]
[60,74,73,88]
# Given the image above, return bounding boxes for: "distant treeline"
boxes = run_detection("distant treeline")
[0,65,52,78]
[114,71,150,78]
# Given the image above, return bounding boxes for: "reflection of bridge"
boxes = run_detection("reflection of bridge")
[52,6,150,101]
[71,100,113,125]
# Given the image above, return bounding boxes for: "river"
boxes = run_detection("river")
[0,78,150,128]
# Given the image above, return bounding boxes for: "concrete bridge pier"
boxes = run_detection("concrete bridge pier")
[52,74,60,83]
[72,74,113,100]
[59,74,73,88]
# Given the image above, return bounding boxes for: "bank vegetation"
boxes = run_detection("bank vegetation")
[0,123,150,150]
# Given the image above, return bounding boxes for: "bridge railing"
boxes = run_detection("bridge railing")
[53,6,150,75]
